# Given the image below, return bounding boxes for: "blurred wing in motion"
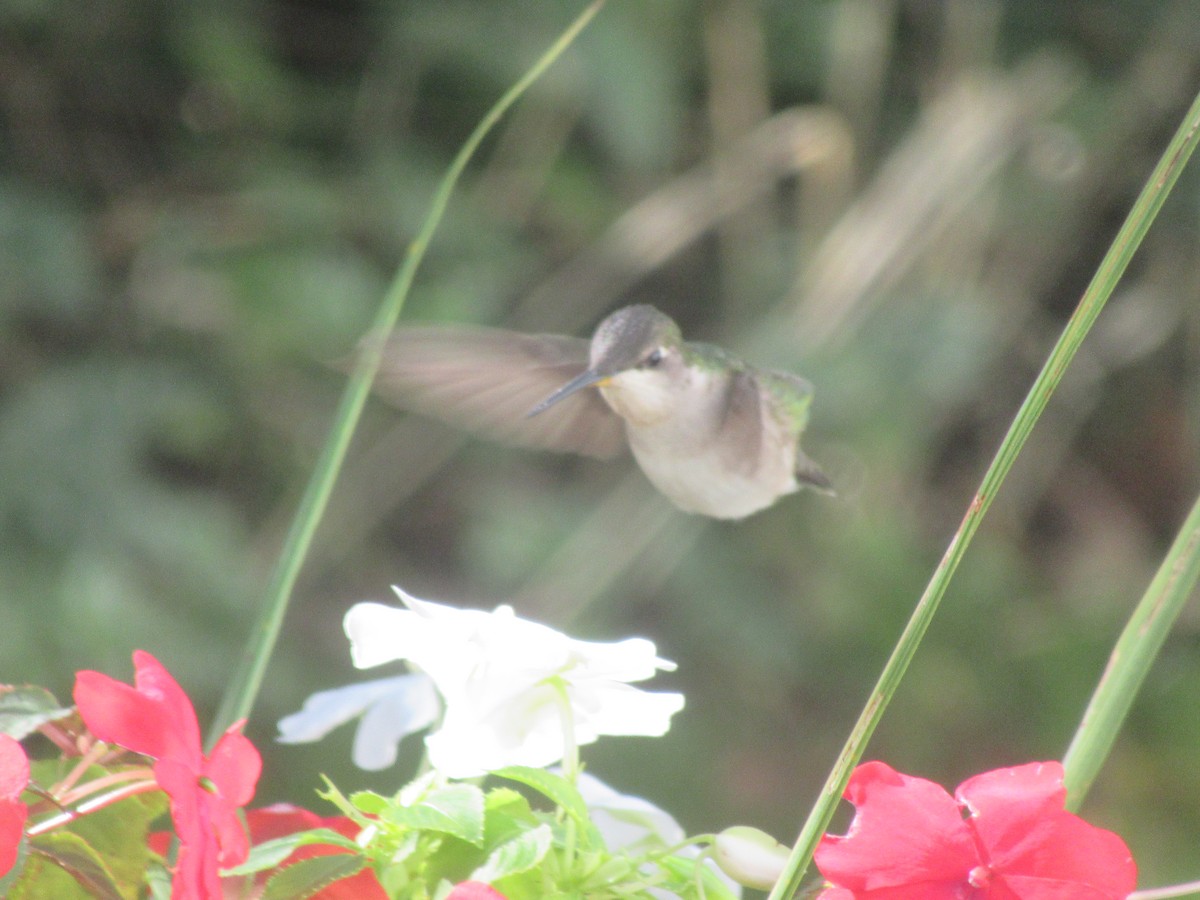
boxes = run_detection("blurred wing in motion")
[368,326,628,459]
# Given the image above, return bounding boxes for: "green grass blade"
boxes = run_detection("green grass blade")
[1062,490,1200,807]
[207,1,607,745]
[766,86,1200,900]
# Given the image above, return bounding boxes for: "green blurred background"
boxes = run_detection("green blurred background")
[2,0,1199,888]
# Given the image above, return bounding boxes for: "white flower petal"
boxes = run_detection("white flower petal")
[571,771,744,899]
[276,673,441,772]
[573,771,685,849]
[568,636,678,680]
[277,675,427,743]
[574,685,686,740]
[352,585,685,776]
[351,674,441,770]
[344,602,420,669]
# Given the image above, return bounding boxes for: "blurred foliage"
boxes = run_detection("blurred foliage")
[2,0,1200,889]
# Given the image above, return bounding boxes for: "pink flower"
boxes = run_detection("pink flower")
[446,882,509,900]
[0,734,29,877]
[74,651,262,900]
[815,761,1136,899]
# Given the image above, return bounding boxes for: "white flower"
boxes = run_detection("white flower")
[276,673,440,770]
[572,770,685,851]
[343,586,685,778]
[572,771,742,899]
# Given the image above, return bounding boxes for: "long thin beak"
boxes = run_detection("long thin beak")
[527,369,610,417]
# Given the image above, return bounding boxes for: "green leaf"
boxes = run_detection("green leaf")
[0,686,73,739]
[484,787,528,814]
[144,862,171,900]
[581,854,636,887]
[317,776,361,820]
[225,828,362,876]
[7,776,165,900]
[349,790,389,815]
[483,787,537,846]
[0,835,29,894]
[386,783,485,846]
[63,781,167,896]
[7,854,90,900]
[16,772,169,900]
[27,832,124,900]
[263,855,367,900]
[482,787,535,830]
[491,766,589,825]
[470,823,553,883]
[657,853,741,900]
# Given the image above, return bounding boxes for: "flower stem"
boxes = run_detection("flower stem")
[206,0,607,745]
[26,778,161,836]
[52,740,112,795]
[1061,489,1200,805]
[766,85,1200,900]
[552,678,581,784]
[53,766,158,808]
[1130,880,1200,900]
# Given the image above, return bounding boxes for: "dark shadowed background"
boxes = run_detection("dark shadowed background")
[2,0,1199,888]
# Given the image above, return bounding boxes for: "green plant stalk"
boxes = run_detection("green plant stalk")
[1062,490,1200,806]
[767,86,1200,900]
[208,0,607,745]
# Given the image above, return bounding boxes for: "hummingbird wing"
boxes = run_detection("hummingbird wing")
[763,370,835,493]
[367,326,628,459]
[723,367,835,493]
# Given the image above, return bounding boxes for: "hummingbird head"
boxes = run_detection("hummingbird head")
[587,304,682,373]
[526,305,685,421]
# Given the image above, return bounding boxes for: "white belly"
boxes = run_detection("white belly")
[626,426,798,519]
[599,364,799,519]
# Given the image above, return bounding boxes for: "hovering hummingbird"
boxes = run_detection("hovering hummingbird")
[370,304,831,519]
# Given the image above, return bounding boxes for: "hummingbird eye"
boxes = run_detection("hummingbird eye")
[643,348,665,368]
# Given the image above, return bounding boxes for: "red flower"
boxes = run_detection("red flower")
[0,734,29,877]
[446,883,508,900]
[238,803,387,900]
[815,761,1136,899]
[74,651,262,900]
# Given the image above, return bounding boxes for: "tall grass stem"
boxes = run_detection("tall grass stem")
[207,1,606,746]
[1062,491,1200,805]
[767,86,1200,900]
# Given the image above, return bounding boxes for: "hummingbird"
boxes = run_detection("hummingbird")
[369,304,831,519]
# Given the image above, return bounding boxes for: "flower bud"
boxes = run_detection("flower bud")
[713,825,789,889]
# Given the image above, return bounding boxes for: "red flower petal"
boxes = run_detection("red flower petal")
[74,652,201,765]
[815,761,978,893]
[243,804,388,900]
[204,725,262,809]
[78,652,262,900]
[130,651,202,756]
[959,763,1136,898]
[156,758,225,900]
[0,735,29,801]
[245,803,323,841]
[816,761,1138,900]
[956,762,1065,851]
[0,798,27,878]
[0,736,30,877]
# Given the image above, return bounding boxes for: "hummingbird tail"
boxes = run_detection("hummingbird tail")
[796,454,836,496]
